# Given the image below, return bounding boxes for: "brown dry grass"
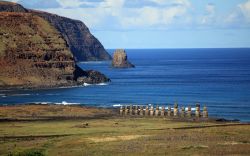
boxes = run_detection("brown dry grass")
[0,104,113,119]
[0,105,249,156]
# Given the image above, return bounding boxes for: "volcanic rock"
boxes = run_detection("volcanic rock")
[112,49,135,68]
[74,65,110,84]
[32,10,112,61]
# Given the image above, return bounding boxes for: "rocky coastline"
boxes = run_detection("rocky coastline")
[0,1,111,89]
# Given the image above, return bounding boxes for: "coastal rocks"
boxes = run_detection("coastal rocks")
[74,65,110,84]
[84,70,110,84]
[112,49,135,68]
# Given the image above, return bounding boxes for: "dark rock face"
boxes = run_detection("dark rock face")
[74,65,110,84]
[0,1,27,12]
[31,11,112,62]
[112,49,135,68]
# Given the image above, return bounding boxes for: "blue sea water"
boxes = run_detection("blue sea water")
[1,49,250,121]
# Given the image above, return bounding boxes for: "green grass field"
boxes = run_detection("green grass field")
[0,105,249,156]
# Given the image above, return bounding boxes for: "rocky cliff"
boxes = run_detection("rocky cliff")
[32,11,112,61]
[112,49,135,68]
[0,1,112,61]
[0,1,27,12]
[0,2,110,88]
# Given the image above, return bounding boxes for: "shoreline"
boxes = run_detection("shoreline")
[0,82,110,91]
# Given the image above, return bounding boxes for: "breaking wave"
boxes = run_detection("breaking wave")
[55,101,80,105]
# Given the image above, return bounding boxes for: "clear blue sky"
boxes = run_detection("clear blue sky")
[7,0,250,48]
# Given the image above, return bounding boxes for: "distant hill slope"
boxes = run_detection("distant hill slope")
[0,1,112,61]
[32,11,112,61]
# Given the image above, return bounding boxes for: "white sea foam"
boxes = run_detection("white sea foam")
[96,83,108,86]
[184,107,196,111]
[83,82,109,87]
[0,94,6,98]
[83,83,91,86]
[58,85,79,89]
[33,102,52,105]
[113,104,122,107]
[55,101,80,105]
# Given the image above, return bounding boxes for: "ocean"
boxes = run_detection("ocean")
[1,48,250,122]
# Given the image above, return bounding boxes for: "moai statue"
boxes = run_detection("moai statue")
[120,106,123,116]
[155,105,159,116]
[173,102,179,117]
[150,105,154,116]
[129,105,133,116]
[203,106,208,118]
[181,107,185,117]
[187,106,192,118]
[125,105,128,115]
[195,103,200,117]
[140,106,144,116]
[134,105,138,115]
[161,106,165,117]
[167,106,171,117]
[145,106,149,116]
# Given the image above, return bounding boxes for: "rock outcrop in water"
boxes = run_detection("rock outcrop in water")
[0,1,110,88]
[74,65,110,84]
[112,49,135,68]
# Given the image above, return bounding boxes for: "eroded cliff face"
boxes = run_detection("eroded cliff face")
[0,12,75,87]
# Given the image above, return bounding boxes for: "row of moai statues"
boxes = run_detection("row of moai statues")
[120,103,208,118]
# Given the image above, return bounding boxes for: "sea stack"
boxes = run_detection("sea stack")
[112,49,135,68]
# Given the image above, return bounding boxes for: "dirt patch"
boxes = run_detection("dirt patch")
[181,145,209,150]
[88,135,148,143]
[219,141,250,145]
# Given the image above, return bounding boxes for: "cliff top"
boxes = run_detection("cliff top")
[0,1,27,12]
[0,1,17,5]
